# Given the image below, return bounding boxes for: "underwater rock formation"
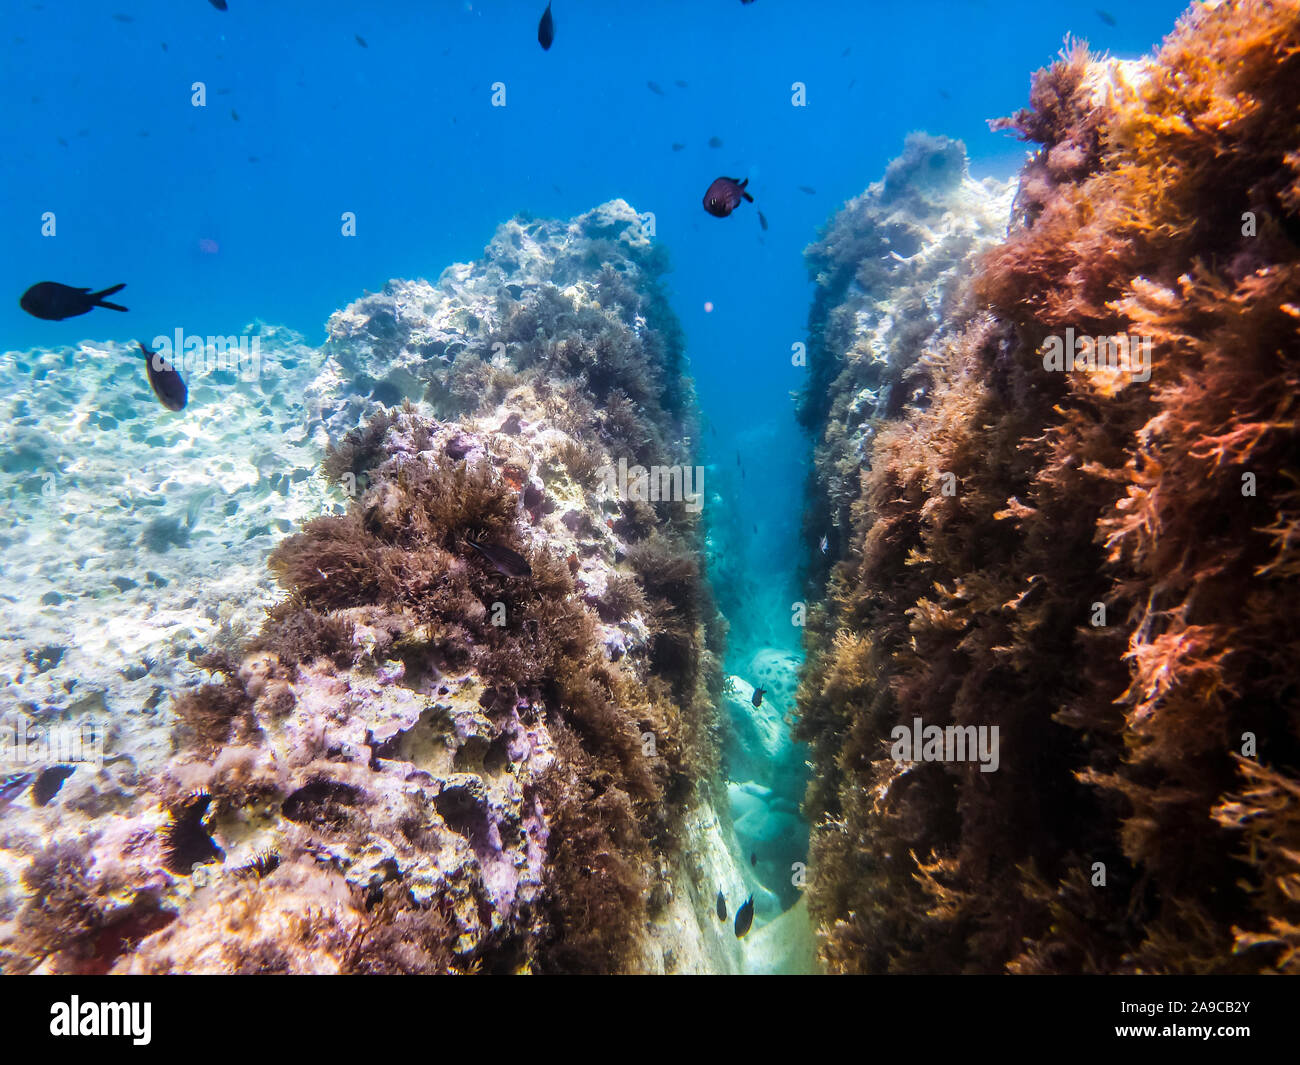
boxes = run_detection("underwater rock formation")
[798,4,1300,974]
[0,201,737,974]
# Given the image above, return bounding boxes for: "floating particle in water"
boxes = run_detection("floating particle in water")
[674,79,687,88]
[671,142,685,151]
[703,301,714,313]
[198,237,219,254]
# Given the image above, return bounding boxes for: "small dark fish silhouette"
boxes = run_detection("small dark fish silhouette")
[671,142,685,151]
[1096,8,1117,26]
[21,281,127,320]
[355,34,368,48]
[231,108,240,121]
[750,851,758,866]
[708,135,723,148]
[798,185,817,195]
[140,342,188,412]
[704,176,752,218]
[466,537,532,578]
[112,13,134,22]
[716,890,727,920]
[752,687,766,707]
[674,79,688,88]
[647,81,665,96]
[0,772,34,809]
[735,894,754,937]
[32,765,75,807]
[538,3,554,50]
[209,0,228,10]
[758,210,768,231]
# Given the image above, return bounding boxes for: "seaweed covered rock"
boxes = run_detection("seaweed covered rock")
[0,202,728,975]
[798,4,1300,974]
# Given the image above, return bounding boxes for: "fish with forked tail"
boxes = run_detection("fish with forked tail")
[538,3,554,50]
[735,894,754,937]
[703,177,753,219]
[465,537,533,578]
[140,342,188,411]
[21,281,127,320]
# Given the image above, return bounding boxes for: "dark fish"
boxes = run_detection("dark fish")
[231,108,240,121]
[798,185,817,195]
[674,79,688,88]
[938,88,952,101]
[537,2,554,50]
[466,537,532,578]
[355,34,367,48]
[841,47,851,57]
[735,894,754,937]
[0,772,34,808]
[752,687,766,707]
[647,81,665,96]
[758,210,768,231]
[671,142,685,151]
[750,851,757,866]
[140,342,188,412]
[112,13,134,21]
[32,765,75,807]
[708,136,723,148]
[21,281,127,321]
[703,176,752,218]
[209,0,228,10]
[1096,8,1117,26]
[716,890,727,920]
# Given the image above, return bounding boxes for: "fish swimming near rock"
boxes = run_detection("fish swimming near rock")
[538,2,554,50]
[752,687,766,708]
[703,177,753,218]
[735,894,754,937]
[820,534,829,554]
[140,342,188,411]
[32,765,75,807]
[465,537,533,578]
[0,773,34,810]
[20,281,127,320]
[716,890,727,920]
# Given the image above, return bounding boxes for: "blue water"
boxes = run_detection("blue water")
[0,0,1190,956]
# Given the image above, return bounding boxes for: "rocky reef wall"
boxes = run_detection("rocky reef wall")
[798,2,1300,974]
[0,201,737,974]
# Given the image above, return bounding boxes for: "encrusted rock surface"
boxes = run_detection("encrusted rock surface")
[0,201,748,975]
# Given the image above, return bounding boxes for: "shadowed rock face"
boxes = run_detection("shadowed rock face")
[0,201,730,976]
[797,4,1300,975]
